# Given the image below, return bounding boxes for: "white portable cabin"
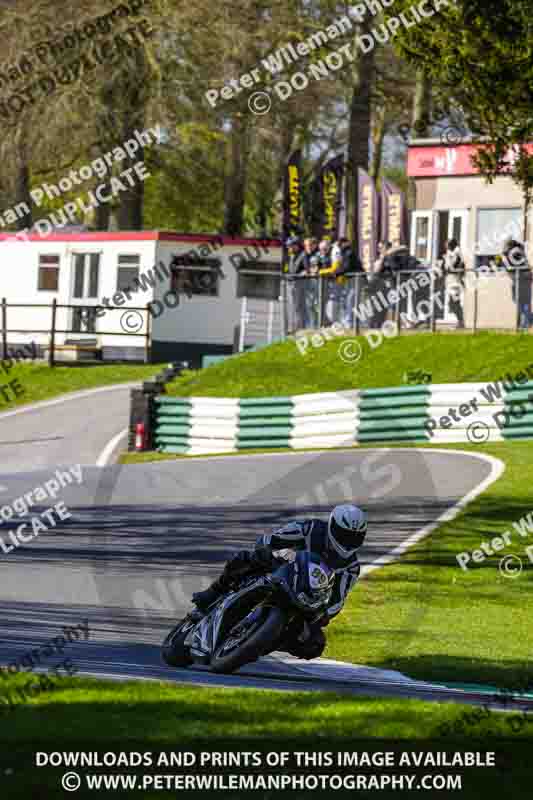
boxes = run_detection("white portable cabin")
[0,231,283,364]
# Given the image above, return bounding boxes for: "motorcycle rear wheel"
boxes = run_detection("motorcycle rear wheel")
[210,606,286,674]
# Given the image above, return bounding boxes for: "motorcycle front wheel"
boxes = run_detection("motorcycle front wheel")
[210,606,286,674]
[161,618,195,667]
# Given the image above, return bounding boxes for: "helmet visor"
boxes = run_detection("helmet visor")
[330,517,362,551]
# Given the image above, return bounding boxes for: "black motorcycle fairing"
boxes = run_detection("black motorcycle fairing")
[188,576,273,660]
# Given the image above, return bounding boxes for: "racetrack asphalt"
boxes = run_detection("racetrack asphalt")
[0,384,515,709]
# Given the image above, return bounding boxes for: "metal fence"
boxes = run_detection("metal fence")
[281,267,533,335]
[0,298,152,366]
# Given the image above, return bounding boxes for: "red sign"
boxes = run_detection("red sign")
[407,143,533,178]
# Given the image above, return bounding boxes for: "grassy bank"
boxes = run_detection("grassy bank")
[164,332,533,398]
[325,440,533,690]
[1,677,532,798]
[0,362,163,411]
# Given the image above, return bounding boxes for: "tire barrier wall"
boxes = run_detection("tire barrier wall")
[153,382,533,454]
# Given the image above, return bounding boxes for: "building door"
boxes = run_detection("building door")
[410,212,433,265]
[448,210,469,257]
[71,253,101,333]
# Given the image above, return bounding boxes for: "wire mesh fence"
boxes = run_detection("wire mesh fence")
[280,267,533,336]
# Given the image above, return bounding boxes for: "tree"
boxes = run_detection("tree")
[387,0,533,240]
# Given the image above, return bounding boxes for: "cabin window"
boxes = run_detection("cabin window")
[475,207,523,268]
[117,254,141,291]
[73,253,100,298]
[236,261,281,300]
[37,254,60,291]
[170,255,222,297]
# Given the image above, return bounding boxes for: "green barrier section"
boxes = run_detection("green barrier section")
[154,424,193,436]
[358,406,429,420]
[358,418,429,433]
[154,436,190,446]
[153,397,193,452]
[240,397,293,406]
[239,406,294,419]
[237,397,293,450]
[155,397,192,406]
[150,381,533,456]
[360,386,432,398]
[358,396,430,411]
[238,426,292,439]
[237,438,292,449]
[239,417,294,428]
[501,380,533,440]
[357,386,431,445]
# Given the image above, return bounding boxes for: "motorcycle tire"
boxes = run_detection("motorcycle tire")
[210,606,286,674]
[161,619,194,667]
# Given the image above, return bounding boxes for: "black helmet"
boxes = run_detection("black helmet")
[327,504,367,556]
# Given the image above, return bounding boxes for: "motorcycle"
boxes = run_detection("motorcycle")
[161,551,335,674]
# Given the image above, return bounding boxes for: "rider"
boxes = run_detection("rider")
[192,504,367,660]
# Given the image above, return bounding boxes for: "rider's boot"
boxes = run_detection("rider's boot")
[193,550,268,612]
[192,575,231,612]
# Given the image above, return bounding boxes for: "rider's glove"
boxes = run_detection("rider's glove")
[310,612,330,629]
[254,544,273,567]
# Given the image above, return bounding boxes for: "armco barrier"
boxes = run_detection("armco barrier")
[151,381,533,455]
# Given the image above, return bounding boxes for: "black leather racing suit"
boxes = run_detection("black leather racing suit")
[220,518,361,660]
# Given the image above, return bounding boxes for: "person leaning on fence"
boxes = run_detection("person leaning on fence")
[443,238,466,329]
[286,236,307,332]
[500,237,531,327]
[367,241,392,329]
[338,238,363,328]
[318,237,363,328]
[317,238,340,325]
[302,237,320,328]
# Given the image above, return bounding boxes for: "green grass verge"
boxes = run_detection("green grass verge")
[0,362,164,411]
[324,440,533,691]
[0,675,510,740]
[1,677,532,798]
[164,332,533,397]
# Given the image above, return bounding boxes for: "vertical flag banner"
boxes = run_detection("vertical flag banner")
[283,149,303,240]
[320,154,346,241]
[308,172,324,239]
[358,168,378,272]
[381,179,408,247]
[282,149,303,274]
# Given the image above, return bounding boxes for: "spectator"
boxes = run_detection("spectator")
[286,236,306,331]
[317,239,339,324]
[501,237,530,327]
[367,241,392,329]
[443,238,465,329]
[318,239,332,269]
[303,237,320,328]
[372,240,392,279]
[317,238,362,327]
